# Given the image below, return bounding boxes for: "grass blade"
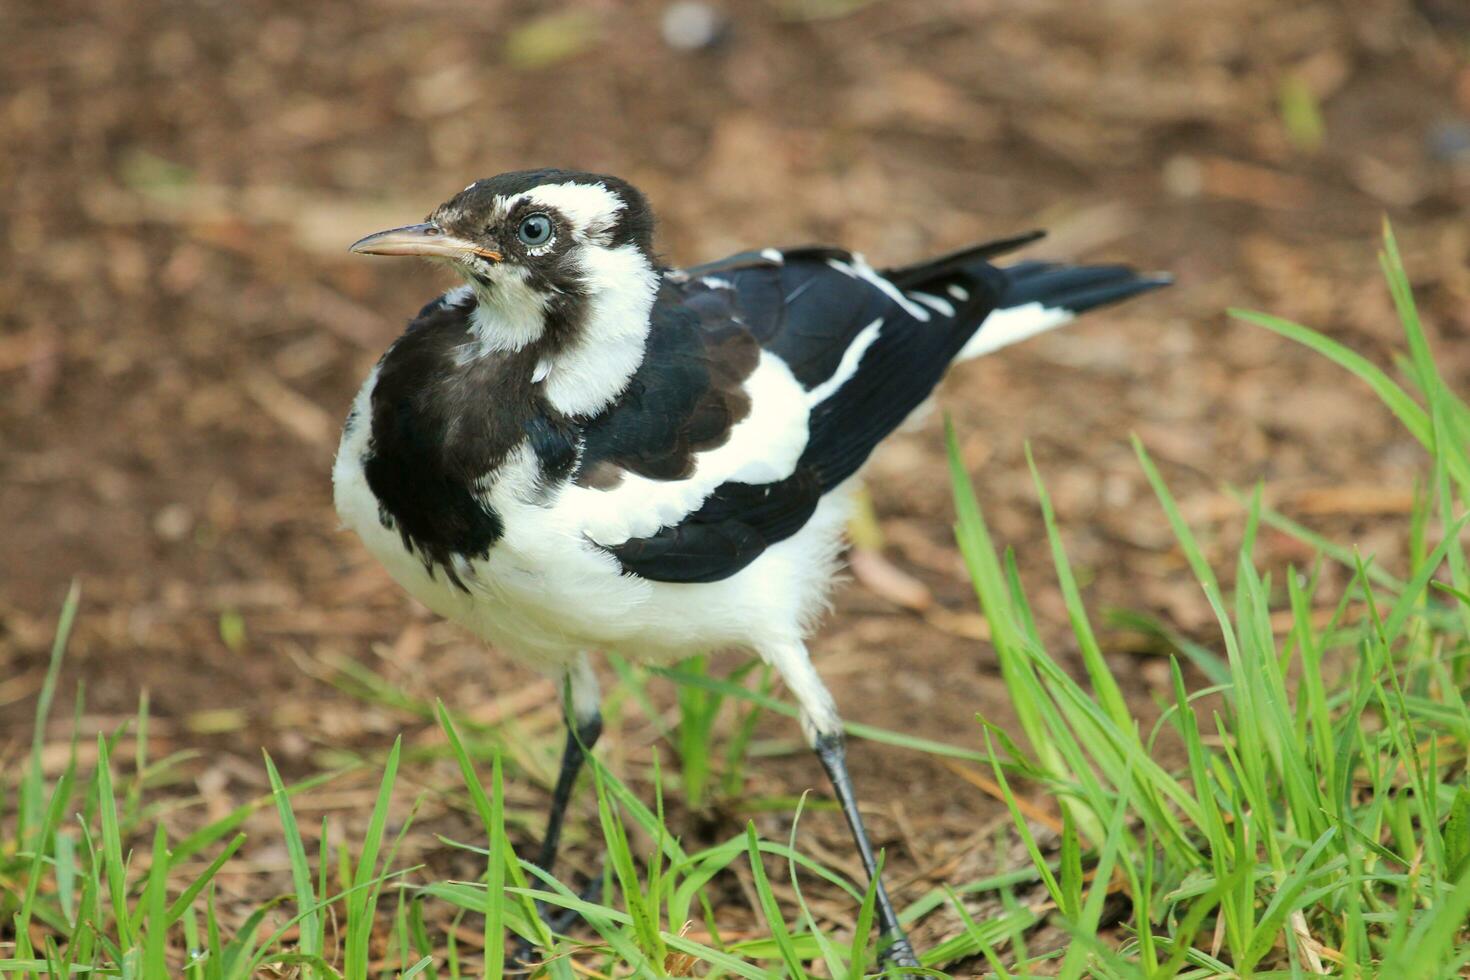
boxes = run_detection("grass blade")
[263,751,320,964]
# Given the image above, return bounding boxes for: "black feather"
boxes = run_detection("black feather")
[607,469,822,583]
[364,298,554,587]
[881,230,1044,289]
[606,238,1168,584]
[999,261,1171,314]
[605,247,1003,582]
[361,224,1165,588]
[577,282,759,485]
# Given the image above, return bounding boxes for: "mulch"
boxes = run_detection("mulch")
[2,0,1467,970]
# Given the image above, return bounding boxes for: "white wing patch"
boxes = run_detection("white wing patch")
[826,254,932,322]
[959,301,1074,360]
[806,318,883,406]
[566,351,810,546]
[909,291,955,318]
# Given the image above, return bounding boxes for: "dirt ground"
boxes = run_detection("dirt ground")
[3,0,1469,969]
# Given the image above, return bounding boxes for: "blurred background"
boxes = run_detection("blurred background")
[3,0,1469,957]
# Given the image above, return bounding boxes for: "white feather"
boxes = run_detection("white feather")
[541,242,658,417]
[909,291,955,318]
[334,381,854,674]
[519,181,625,243]
[442,284,475,307]
[567,350,808,545]
[959,301,1074,360]
[565,654,601,724]
[826,254,932,322]
[762,637,841,741]
[468,266,551,353]
[806,318,882,406]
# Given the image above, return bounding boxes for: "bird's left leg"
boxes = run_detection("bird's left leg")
[534,654,603,877]
[516,654,603,963]
[762,640,921,970]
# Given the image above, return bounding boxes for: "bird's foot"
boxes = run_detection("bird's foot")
[878,934,922,973]
[510,868,605,970]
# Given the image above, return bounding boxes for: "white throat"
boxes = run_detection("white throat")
[466,267,550,354]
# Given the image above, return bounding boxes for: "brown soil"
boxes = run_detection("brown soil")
[3,0,1468,970]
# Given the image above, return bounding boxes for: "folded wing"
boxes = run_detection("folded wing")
[594,243,1013,583]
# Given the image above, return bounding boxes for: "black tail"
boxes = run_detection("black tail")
[882,230,1046,292]
[883,230,1169,326]
[999,260,1172,316]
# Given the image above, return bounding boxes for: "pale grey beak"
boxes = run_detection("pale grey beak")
[348,223,502,262]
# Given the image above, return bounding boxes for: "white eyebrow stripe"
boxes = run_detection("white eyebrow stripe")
[521,182,626,240]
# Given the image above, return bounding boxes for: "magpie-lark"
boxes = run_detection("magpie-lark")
[336,168,1168,967]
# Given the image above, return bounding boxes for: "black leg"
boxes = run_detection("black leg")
[533,711,603,875]
[514,706,603,968]
[814,732,920,970]
[765,639,923,969]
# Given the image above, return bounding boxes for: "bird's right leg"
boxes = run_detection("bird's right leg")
[762,640,921,970]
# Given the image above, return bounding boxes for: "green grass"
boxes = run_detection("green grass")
[2,220,1467,976]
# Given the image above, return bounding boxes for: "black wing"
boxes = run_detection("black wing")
[599,244,1012,583]
[604,468,824,584]
[574,279,761,487]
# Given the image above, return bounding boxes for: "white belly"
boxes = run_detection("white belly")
[332,380,851,670]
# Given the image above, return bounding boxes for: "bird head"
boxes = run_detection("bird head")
[349,168,656,306]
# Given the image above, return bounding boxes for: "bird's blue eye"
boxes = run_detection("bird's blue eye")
[518,213,554,247]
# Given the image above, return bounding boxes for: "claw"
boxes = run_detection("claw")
[509,866,606,968]
[878,935,923,975]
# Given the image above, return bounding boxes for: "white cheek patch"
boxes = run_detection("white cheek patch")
[540,242,657,417]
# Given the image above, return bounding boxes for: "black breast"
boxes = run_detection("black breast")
[362,299,575,587]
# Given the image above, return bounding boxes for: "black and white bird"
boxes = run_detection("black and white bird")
[335,168,1167,967]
